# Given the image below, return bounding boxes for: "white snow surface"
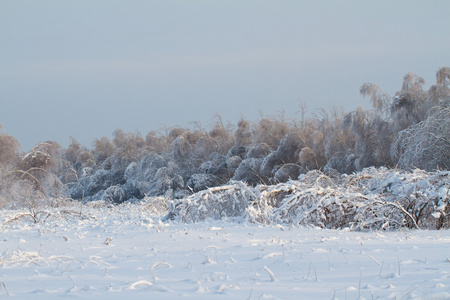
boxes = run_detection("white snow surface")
[1,203,450,300]
[1,167,449,299]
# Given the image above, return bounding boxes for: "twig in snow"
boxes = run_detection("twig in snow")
[286,262,297,279]
[196,267,206,284]
[332,290,337,300]
[307,262,312,280]
[379,260,384,276]
[368,254,381,266]
[149,267,157,285]
[401,286,418,298]
[1,281,10,296]
[313,265,319,281]
[358,270,362,299]
[263,266,275,281]
[68,275,75,290]
[253,265,259,276]
[247,288,253,300]
[342,253,349,264]
[61,264,71,275]
[152,260,171,269]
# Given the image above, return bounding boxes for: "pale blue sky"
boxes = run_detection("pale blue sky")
[1,1,449,151]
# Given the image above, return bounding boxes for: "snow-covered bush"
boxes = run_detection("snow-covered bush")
[245,143,271,159]
[273,164,301,182]
[197,153,225,174]
[167,168,450,230]
[324,152,356,174]
[299,147,318,171]
[103,186,126,204]
[186,173,219,193]
[232,158,264,185]
[166,182,257,222]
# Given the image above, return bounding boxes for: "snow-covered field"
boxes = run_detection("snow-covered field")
[1,203,449,300]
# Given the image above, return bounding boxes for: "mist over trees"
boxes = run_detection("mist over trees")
[1,67,449,207]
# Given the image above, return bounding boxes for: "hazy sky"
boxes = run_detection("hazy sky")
[1,1,449,151]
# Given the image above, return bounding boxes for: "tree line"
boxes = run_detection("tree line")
[0,67,449,206]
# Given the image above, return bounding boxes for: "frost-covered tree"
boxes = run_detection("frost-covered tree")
[260,132,305,181]
[339,79,398,171]
[17,141,65,198]
[391,72,428,132]
[234,119,252,149]
[208,116,235,155]
[146,130,171,153]
[341,107,378,170]
[173,133,192,164]
[359,82,395,167]
[252,115,290,150]
[0,133,21,208]
[191,136,221,166]
[63,137,96,185]
[109,129,148,170]
[392,104,450,171]
[321,107,356,174]
[93,136,113,167]
[429,67,450,105]
[391,67,450,171]
[0,133,20,167]
[45,66,450,204]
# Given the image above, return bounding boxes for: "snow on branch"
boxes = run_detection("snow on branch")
[166,168,449,230]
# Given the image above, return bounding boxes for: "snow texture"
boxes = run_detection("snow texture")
[0,201,449,299]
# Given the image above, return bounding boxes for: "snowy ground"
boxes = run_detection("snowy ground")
[0,205,449,300]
